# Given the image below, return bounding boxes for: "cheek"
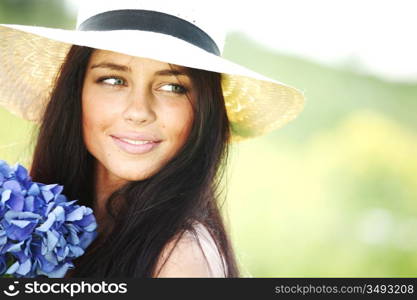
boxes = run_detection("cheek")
[161,102,194,148]
[81,89,114,150]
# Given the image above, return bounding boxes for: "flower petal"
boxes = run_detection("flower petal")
[1,189,11,203]
[0,160,12,177]
[4,210,42,223]
[5,260,20,275]
[66,207,85,221]
[7,220,38,241]
[44,262,73,278]
[3,180,21,192]
[28,183,40,196]
[36,212,56,232]
[46,230,59,252]
[15,164,29,182]
[52,206,65,223]
[0,255,7,275]
[6,193,25,211]
[41,190,54,203]
[24,196,35,212]
[16,258,31,276]
[4,240,24,252]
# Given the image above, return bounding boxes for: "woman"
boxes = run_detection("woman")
[0,1,304,277]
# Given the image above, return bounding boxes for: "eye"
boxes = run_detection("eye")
[159,84,188,94]
[98,76,126,86]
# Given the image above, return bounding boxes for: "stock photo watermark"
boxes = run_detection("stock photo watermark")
[2,280,128,297]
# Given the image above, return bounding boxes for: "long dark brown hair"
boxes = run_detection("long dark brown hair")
[29,45,240,277]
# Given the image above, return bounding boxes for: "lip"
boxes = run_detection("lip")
[110,133,162,155]
[112,132,162,142]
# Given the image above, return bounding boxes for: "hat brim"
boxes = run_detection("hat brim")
[0,24,305,140]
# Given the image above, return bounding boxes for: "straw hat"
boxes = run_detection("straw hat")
[0,0,305,140]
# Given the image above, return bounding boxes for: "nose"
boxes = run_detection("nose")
[122,86,156,126]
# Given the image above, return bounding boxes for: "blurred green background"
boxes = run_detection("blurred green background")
[1,0,416,277]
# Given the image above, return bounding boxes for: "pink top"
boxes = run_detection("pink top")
[186,221,228,277]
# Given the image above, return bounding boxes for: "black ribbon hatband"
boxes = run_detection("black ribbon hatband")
[78,9,220,56]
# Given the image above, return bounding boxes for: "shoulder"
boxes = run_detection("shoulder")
[154,222,228,278]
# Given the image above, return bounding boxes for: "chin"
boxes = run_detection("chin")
[113,165,161,182]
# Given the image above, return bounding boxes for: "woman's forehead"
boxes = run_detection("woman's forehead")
[89,49,187,72]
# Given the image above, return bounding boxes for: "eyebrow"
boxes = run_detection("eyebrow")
[91,62,130,72]
[90,62,188,77]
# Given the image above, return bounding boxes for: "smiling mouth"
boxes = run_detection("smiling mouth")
[111,136,161,154]
[118,138,154,145]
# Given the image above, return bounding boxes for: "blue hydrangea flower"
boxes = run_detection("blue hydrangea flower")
[0,255,6,275]
[0,160,97,278]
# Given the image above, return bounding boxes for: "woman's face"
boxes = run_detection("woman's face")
[82,49,195,185]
